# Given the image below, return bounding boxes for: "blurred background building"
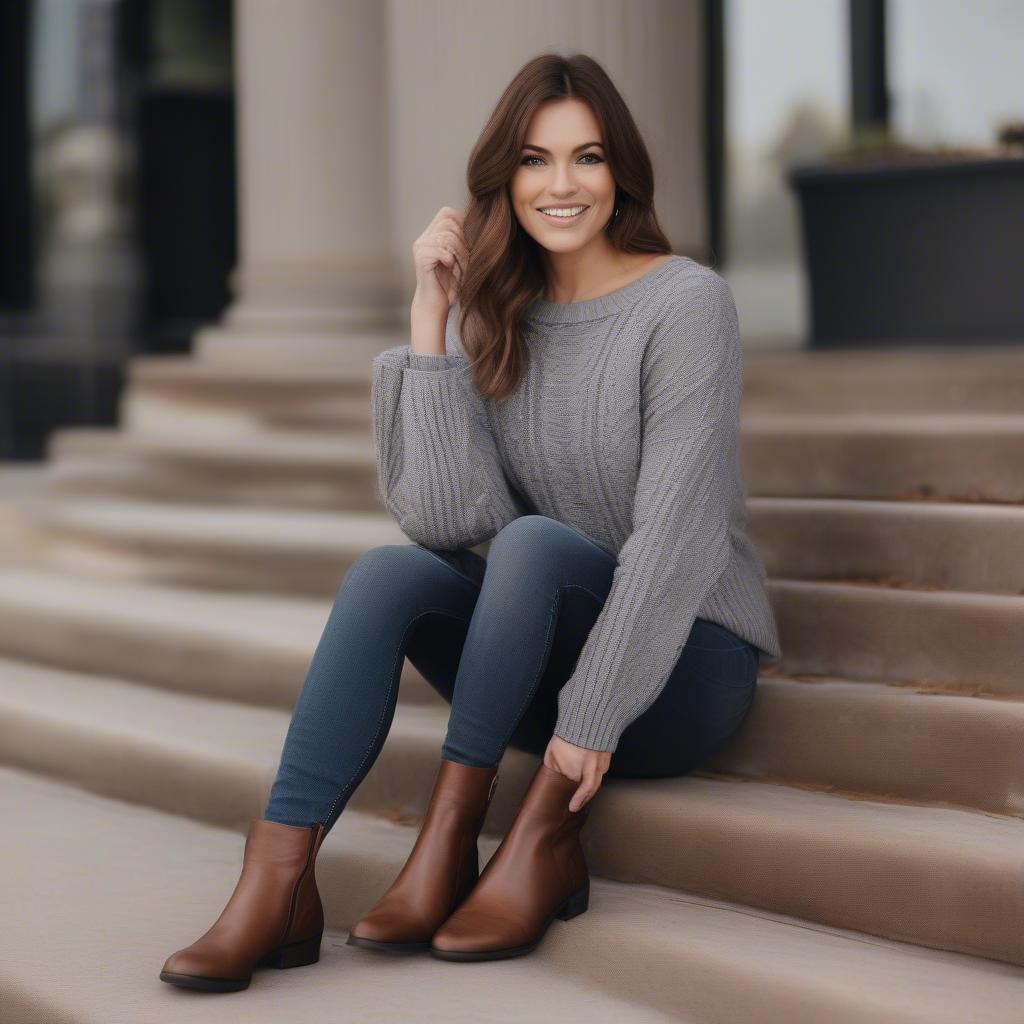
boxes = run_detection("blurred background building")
[1,0,234,458]
[3,0,1021,459]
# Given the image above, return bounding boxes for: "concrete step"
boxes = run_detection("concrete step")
[44,457,373,511]
[743,412,1024,502]
[0,629,1020,819]
[0,542,1020,811]
[2,657,1022,967]
[2,562,1020,813]
[749,496,1024,594]
[0,465,58,567]
[12,493,1024,597]
[14,498,407,596]
[1,565,1021,709]
[741,344,1024,413]
[0,768,685,1024]
[0,656,533,830]
[0,567,442,709]
[192,323,407,364]
[124,345,1024,417]
[263,394,373,433]
[45,427,380,511]
[11,767,1024,1024]
[120,353,376,439]
[46,411,1024,509]
[123,389,373,442]
[709,674,1024,817]
[126,351,374,392]
[772,579,1024,698]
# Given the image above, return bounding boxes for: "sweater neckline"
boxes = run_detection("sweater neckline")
[524,253,686,324]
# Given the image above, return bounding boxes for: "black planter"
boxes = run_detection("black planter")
[788,155,1024,348]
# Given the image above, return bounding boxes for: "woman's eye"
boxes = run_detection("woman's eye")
[520,153,603,166]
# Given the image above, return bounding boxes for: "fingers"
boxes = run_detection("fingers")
[568,763,602,812]
[435,228,470,276]
[429,207,470,272]
[418,243,464,293]
[433,205,465,229]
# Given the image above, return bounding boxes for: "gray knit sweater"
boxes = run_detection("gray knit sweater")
[371,254,781,753]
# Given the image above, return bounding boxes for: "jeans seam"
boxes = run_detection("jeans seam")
[490,581,563,755]
[488,580,606,756]
[319,605,468,829]
[562,581,607,606]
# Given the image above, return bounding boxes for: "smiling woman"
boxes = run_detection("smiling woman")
[352,52,778,962]
[159,52,780,989]
[428,53,676,403]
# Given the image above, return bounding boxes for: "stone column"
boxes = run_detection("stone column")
[196,0,399,361]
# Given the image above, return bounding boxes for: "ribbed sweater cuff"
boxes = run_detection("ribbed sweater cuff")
[552,718,625,754]
[407,351,463,371]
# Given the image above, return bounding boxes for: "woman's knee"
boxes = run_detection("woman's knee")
[338,543,429,600]
[488,516,612,585]
[489,515,575,564]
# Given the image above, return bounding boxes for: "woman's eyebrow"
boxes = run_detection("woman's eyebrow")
[521,142,604,154]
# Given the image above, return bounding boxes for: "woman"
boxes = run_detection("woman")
[160,52,781,992]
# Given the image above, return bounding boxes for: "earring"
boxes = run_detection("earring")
[613,205,620,218]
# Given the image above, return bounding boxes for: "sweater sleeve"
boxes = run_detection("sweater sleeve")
[371,304,528,550]
[553,271,742,753]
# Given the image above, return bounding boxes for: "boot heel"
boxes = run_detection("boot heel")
[555,881,589,921]
[258,932,322,969]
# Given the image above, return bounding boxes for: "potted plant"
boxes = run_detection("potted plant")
[787,119,1024,349]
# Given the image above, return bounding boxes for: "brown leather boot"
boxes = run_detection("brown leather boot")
[429,761,590,961]
[346,757,499,953]
[159,817,327,992]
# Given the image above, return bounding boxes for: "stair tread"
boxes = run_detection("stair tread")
[0,566,445,708]
[0,566,332,644]
[128,352,375,384]
[744,411,1024,432]
[3,764,1023,1024]
[0,653,447,759]
[49,425,377,465]
[772,577,1024,606]
[24,493,1024,544]
[1,569,1022,811]
[4,564,1022,632]
[20,497,404,550]
[1,655,1020,864]
[0,772,679,1024]
[750,494,1024,521]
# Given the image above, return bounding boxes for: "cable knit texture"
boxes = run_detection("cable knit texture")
[371,254,781,752]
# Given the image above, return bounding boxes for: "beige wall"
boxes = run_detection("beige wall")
[204,0,707,355]
[386,0,708,296]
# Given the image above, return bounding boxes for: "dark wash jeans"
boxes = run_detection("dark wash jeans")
[263,515,760,832]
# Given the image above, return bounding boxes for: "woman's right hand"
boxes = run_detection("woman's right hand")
[412,206,470,315]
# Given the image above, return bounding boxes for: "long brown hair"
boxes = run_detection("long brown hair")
[455,52,673,403]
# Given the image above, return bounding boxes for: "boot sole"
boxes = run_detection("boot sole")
[159,932,322,992]
[346,933,431,954]
[429,880,589,962]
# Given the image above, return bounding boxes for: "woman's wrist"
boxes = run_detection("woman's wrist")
[410,298,448,357]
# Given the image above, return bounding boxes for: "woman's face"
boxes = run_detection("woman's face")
[509,97,617,255]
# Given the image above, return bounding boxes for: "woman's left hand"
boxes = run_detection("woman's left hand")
[543,734,612,812]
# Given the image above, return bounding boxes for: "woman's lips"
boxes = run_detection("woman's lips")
[537,205,590,225]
